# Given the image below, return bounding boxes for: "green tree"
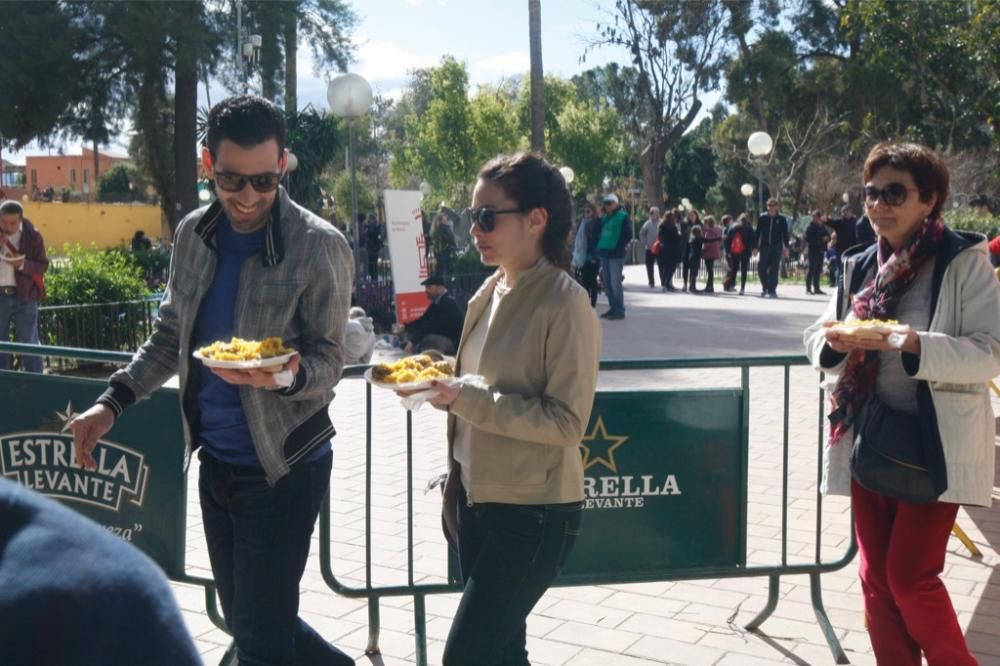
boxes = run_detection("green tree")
[389,57,478,207]
[284,107,344,212]
[332,170,375,225]
[239,0,357,109]
[97,164,140,203]
[585,0,729,207]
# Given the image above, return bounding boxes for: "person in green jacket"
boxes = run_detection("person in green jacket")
[595,193,632,319]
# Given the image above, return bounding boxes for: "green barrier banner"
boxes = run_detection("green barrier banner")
[0,371,187,578]
[562,389,747,581]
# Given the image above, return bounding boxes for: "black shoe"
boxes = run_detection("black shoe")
[600,311,612,318]
[814,289,827,295]
[806,288,813,295]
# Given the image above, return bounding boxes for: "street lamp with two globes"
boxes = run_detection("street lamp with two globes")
[747,131,773,215]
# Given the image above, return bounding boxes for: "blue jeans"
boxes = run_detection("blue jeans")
[0,294,42,373]
[443,486,582,666]
[198,450,354,666]
[598,256,625,315]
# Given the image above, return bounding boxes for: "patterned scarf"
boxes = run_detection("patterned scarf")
[827,217,944,445]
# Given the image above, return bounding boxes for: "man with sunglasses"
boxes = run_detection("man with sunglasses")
[69,96,356,666]
[754,198,789,298]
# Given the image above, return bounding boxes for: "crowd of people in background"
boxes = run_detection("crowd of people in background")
[569,194,883,316]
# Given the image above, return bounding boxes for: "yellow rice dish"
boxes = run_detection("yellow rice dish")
[370,354,455,384]
[197,337,294,361]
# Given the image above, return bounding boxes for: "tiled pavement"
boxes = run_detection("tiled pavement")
[172,265,1000,665]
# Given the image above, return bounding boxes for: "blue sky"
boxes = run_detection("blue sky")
[5,0,720,164]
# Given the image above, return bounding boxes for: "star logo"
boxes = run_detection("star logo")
[579,416,629,473]
[55,401,77,433]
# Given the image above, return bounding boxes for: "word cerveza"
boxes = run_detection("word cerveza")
[1,433,149,511]
[583,474,682,509]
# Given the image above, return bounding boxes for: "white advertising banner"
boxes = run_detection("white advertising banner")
[383,189,430,323]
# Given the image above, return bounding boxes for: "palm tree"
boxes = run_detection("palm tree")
[528,0,545,153]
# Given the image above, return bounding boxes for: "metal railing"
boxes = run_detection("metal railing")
[0,343,855,664]
[37,296,161,366]
[320,356,856,665]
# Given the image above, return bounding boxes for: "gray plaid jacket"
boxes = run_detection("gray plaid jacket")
[98,188,353,484]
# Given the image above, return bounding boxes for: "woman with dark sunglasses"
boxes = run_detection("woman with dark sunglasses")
[426,152,601,666]
[805,142,1000,666]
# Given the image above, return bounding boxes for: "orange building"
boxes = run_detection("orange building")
[25,148,130,197]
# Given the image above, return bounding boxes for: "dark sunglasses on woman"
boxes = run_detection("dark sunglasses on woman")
[864,183,920,207]
[214,172,283,193]
[469,207,526,233]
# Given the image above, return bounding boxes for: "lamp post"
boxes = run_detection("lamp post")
[327,73,373,283]
[747,131,773,215]
[740,182,754,216]
[235,0,261,94]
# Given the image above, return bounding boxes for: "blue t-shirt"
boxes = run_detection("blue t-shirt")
[193,217,266,466]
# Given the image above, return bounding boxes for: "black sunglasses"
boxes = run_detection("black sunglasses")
[863,183,920,207]
[214,171,283,193]
[469,207,526,232]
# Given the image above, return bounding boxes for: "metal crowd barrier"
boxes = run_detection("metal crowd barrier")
[0,342,856,665]
[320,356,857,665]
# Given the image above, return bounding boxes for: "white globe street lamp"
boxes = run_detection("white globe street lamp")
[740,183,754,215]
[419,181,430,199]
[328,73,373,283]
[286,152,298,172]
[747,131,773,213]
[559,166,575,186]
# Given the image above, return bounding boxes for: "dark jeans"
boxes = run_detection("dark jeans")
[198,450,354,666]
[732,255,750,291]
[644,250,656,286]
[704,258,716,290]
[807,249,825,292]
[580,260,600,307]
[757,245,782,294]
[656,255,677,289]
[687,255,700,290]
[0,294,43,373]
[829,254,843,287]
[443,486,582,666]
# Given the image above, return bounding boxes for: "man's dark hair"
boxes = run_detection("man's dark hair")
[0,201,24,216]
[205,96,286,159]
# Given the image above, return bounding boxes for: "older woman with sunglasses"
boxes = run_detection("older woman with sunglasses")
[805,142,1000,665]
[427,152,601,666]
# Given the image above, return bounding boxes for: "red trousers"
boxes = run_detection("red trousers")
[852,479,977,665]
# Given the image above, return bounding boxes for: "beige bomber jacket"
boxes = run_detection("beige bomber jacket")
[446,258,602,505]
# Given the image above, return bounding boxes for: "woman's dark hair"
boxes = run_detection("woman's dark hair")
[205,95,287,159]
[721,214,733,226]
[863,142,949,219]
[660,210,676,226]
[477,152,572,270]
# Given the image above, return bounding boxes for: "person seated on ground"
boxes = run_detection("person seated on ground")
[0,477,201,665]
[344,306,376,364]
[403,274,463,354]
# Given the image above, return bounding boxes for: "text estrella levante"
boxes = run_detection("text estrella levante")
[579,416,629,473]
